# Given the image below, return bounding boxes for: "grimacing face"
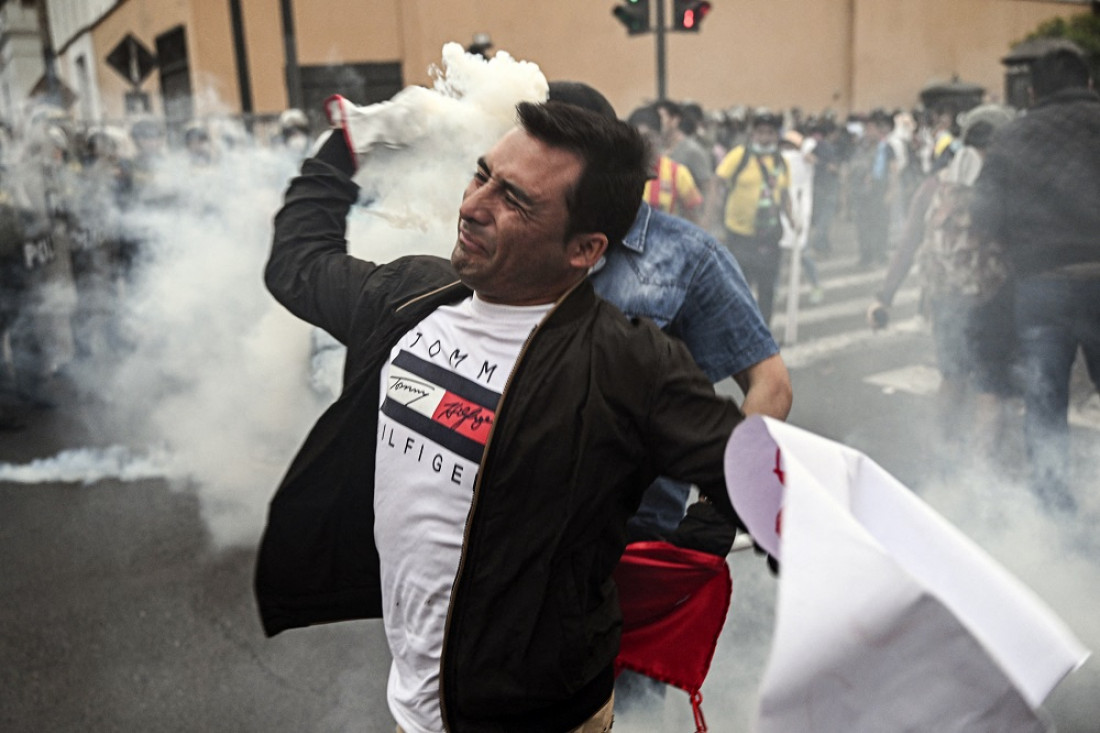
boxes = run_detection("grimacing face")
[451,128,607,306]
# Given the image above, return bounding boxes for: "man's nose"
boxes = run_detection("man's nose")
[459,182,493,224]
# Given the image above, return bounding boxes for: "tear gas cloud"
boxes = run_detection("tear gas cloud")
[0,43,548,548]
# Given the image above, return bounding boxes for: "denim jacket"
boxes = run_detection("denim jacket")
[591,203,778,383]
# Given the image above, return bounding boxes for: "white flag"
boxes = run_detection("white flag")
[724,416,1089,732]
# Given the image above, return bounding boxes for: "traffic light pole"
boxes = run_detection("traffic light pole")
[615,0,710,100]
[655,0,667,101]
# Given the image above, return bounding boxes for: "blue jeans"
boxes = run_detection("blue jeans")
[1014,275,1100,510]
[625,476,691,542]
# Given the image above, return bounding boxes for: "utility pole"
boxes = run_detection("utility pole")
[612,0,711,101]
[36,0,60,106]
[279,0,303,111]
[228,0,254,128]
[655,0,667,100]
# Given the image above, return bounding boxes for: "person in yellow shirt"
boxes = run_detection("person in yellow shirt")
[628,105,704,223]
[644,154,704,223]
[707,109,792,325]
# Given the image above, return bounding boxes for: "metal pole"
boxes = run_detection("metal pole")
[36,0,60,106]
[280,0,304,110]
[228,0,254,122]
[655,0,667,100]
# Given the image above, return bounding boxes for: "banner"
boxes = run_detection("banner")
[724,416,1089,732]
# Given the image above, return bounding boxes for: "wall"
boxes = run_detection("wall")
[851,0,1080,110]
[83,0,191,120]
[46,0,1095,124]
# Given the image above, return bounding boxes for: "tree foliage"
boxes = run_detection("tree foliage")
[1021,12,1100,80]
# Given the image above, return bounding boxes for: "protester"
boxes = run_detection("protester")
[869,104,1018,463]
[927,100,960,174]
[655,99,715,201]
[276,108,312,157]
[971,48,1100,513]
[708,109,793,326]
[7,115,81,406]
[255,100,760,732]
[806,117,842,258]
[780,128,823,304]
[549,79,792,720]
[627,104,705,224]
[848,108,898,266]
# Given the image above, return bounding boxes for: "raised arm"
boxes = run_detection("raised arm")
[265,132,380,343]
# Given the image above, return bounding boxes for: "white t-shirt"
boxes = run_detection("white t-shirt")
[375,294,552,733]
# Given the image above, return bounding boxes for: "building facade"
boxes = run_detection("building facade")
[14,0,1095,130]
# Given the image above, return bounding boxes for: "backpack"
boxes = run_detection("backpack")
[723,145,787,239]
[916,179,1007,302]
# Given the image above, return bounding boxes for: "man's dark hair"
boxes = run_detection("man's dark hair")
[962,120,995,150]
[654,99,686,133]
[680,102,704,136]
[1029,48,1091,100]
[517,100,648,246]
[626,104,661,132]
[546,81,618,120]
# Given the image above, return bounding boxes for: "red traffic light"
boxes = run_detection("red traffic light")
[672,0,712,32]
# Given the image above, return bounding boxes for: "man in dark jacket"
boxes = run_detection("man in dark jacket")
[256,100,749,732]
[972,48,1100,512]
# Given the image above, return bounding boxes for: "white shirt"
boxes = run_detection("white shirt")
[374,294,552,732]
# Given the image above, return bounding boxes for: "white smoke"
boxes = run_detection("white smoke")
[0,44,549,550]
[345,42,548,263]
[0,445,172,484]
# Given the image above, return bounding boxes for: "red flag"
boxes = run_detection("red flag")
[614,541,732,733]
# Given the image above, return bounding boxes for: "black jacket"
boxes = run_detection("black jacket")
[972,88,1100,277]
[255,154,745,732]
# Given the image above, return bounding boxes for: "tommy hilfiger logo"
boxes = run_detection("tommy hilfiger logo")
[381,350,500,464]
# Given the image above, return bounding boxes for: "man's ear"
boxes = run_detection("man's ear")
[568,232,609,270]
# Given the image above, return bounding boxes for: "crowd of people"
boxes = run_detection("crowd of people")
[629,50,1098,511]
[619,93,995,322]
[0,107,312,429]
[2,50,1096,514]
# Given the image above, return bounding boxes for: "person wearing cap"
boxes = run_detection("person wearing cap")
[257,99,760,732]
[971,48,1100,513]
[466,32,493,58]
[708,109,793,326]
[183,122,214,166]
[277,108,312,155]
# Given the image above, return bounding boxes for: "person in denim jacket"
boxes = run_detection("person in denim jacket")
[549,82,791,721]
[550,82,793,543]
[591,200,791,539]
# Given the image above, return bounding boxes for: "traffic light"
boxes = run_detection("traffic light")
[671,0,712,31]
[613,0,651,36]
